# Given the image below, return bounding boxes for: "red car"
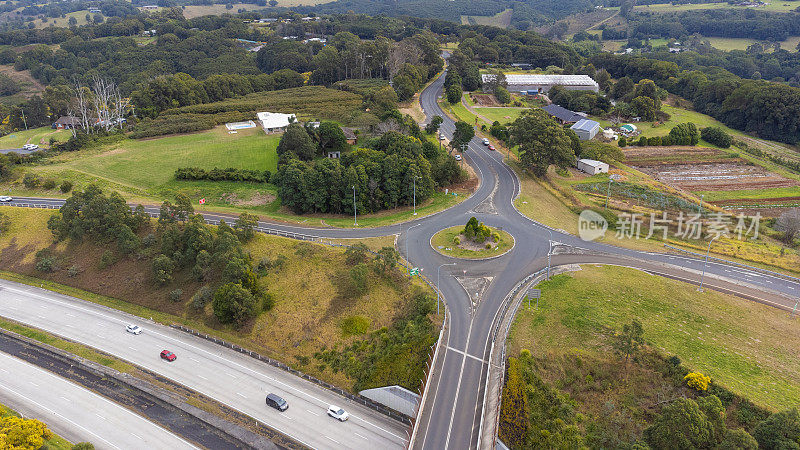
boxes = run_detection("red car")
[488,144,496,151]
[160,350,177,361]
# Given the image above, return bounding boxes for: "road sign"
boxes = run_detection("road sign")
[409,268,419,276]
[528,289,541,298]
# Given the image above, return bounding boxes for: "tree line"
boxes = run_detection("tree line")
[273,129,462,215]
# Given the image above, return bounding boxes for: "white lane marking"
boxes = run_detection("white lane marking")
[197,374,208,381]
[1,283,406,444]
[128,346,137,351]
[60,396,69,401]
[325,436,340,444]
[237,392,247,399]
[355,432,368,440]
[29,381,39,387]
[94,413,105,420]
[131,433,143,441]
[306,409,320,416]
[444,319,475,450]
[445,346,487,364]
[189,357,200,363]
[36,315,45,320]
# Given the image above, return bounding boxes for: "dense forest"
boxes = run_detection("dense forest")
[629,9,800,41]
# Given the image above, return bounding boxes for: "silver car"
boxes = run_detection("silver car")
[327,405,349,421]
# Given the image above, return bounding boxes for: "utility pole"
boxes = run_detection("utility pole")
[697,194,704,216]
[413,175,420,215]
[698,235,718,292]
[352,185,357,227]
[437,263,456,315]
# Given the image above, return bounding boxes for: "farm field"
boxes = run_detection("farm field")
[0,126,69,149]
[508,264,800,410]
[32,10,101,28]
[705,36,800,51]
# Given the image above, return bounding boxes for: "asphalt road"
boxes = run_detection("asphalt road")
[0,352,199,450]
[3,69,800,449]
[0,279,408,449]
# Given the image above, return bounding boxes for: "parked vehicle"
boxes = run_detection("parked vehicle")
[482,138,490,145]
[160,350,176,361]
[454,154,462,161]
[488,144,496,151]
[22,144,38,151]
[126,324,142,335]
[327,405,349,421]
[0,196,12,202]
[266,393,288,411]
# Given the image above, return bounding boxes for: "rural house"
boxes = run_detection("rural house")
[257,112,296,133]
[52,116,80,130]
[341,127,357,145]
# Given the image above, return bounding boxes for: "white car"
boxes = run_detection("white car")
[439,133,446,140]
[0,196,12,202]
[22,144,38,151]
[482,138,490,145]
[327,405,349,421]
[454,154,462,161]
[126,324,143,335]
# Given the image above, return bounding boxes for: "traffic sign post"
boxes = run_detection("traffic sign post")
[528,289,541,308]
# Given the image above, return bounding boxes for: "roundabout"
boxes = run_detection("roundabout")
[430,221,514,260]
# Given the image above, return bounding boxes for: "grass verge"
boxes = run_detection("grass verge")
[0,403,73,450]
[431,225,514,259]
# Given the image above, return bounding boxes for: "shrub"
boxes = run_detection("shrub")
[453,236,460,245]
[701,127,732,148]
[174,167,271,183]
[99,250,114,269]
[212,282,258,325]
[261,292,275,311]
[35,256,55,272]
[67,264,80,277]
[191,286,213,310]
[59,180,73,193]
[618,136,627,147]
[637,136,648,146]
[685,371,711,391]
[485,242,492,249]
[22,172,40,188]
[152,254,174,285]
[42,179,56,190]
[341,315,370,336]
[669,122,700,146]
[169,288,183,302]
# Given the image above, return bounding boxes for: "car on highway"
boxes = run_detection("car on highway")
[266,393,288,411]
[327,405,349,421]
[482,138,490,145]
[159,350,176,361]
[454,154,462,161]
[488,144,496,151]
[0,196,12,202]
[22,144,38,151]
[126,324,142,335]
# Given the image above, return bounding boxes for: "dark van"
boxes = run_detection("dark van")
[266,393,288,411]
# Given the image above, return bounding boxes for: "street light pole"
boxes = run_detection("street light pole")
[413,175,420,216]
[697,194,704,216]
[352,185,357,226]
[698,235,718,292]
[605,177,614,209]
[437,262,456,315]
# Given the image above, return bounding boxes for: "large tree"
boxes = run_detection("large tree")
[451,121,474,152]
[277,123,316,161]
[508,109,575,177]
[317,121,349,156]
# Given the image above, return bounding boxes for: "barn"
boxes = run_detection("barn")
[481,74,599,94]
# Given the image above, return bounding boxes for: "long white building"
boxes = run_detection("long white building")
[481,74,599,94]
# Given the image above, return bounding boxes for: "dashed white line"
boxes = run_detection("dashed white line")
[306,409,320,416]
[189,357,200,363]
[236,392,247,398]
[325,436,340,444]
[354,432,368,440]
[131,433,143,441]
[29,381,39,387]
[128,346,137,351]
[197,374,208,381]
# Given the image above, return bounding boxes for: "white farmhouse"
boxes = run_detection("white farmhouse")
[257,112,296,133]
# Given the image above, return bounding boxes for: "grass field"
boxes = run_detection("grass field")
[473,107,526,124]
[508,265,800,410]
[33,10,100,29]
[460,9,513,28]
[705,36,800,51]
[694,186,800,201]
[0,127,69,149]
[0,404,72,449]
[431,225,514,259]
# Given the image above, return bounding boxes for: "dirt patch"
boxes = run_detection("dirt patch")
[448,160,479,193]
[455,233,498,251]
[220,192,276,206]
[471,94,500,107]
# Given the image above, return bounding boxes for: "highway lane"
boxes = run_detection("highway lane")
[0,279,408,449]
[0,352,199,450]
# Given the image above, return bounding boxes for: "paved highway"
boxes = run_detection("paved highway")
[3,68,800,449]
[0,351,199,450]
[0,279,408,449]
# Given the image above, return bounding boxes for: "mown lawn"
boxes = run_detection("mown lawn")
[0,127,70,149]
[473,107,527,124]
[509,265,800,410]
[634,0,800,12]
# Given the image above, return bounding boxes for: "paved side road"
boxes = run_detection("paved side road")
[0,352,199,450]
[0,279,408,449]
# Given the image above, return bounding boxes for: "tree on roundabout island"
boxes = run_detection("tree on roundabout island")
[455,216,500,249]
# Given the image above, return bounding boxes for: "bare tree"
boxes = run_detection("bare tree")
[92,75,124,132]
[775,208,800,244]
[73,79,93,133]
